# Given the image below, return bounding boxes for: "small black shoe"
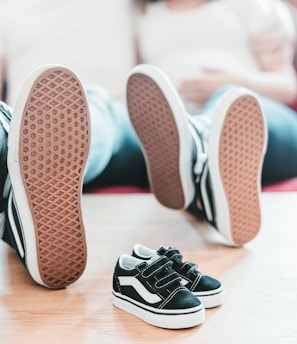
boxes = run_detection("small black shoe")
[3,65,90,289]
[132,244,225,308]
[112,254,205,329]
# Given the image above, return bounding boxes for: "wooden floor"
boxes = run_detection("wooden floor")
[1,192,297,343]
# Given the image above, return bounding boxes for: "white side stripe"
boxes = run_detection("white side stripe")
[7,192,25,258]
[118,276,162,304]
[200,166,213,222]
[0,212,5,239]
[180,278,189,287]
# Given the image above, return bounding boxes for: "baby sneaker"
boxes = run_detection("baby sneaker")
[132,244,225,309]
[112,254,205,329]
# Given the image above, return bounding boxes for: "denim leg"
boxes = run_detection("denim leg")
[83,86,118,184]
[202,85,297,184]
[83,86,148,188]
[258,97,297,184]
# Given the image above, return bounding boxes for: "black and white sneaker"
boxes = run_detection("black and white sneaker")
[132,244,225,309]
[0,102,11,240]
[127,64,267,246]
[112,254,205,329]
[2,65,90,289]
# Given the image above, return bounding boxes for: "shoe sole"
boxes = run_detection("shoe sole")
[112,292,205,329]
[208,88,267,246]
[127,65,194,209]
[8,65,90,288]
[193,285,225,309]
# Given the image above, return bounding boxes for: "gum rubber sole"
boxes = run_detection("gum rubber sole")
[10,66,90,288]
[214,94,266,246]
[127,72,193,209]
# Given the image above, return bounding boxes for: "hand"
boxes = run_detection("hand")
[178,69,237,106]
[249,19,294,71]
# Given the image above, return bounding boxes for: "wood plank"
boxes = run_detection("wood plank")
[0,192,297,343]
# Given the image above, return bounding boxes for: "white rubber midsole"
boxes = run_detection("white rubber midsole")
[112,292,205,329]
[7,64,87,288]
[193,285,225,309]
[7,65,60,287]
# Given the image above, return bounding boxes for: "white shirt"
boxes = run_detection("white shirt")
[135,0,295,112]
[0,0,135,105]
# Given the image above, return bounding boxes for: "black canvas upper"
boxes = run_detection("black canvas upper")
[113,255,201,311]
[0,102,10,213]
[156,247,222,294]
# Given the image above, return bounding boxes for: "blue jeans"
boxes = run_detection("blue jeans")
[84,85,297,187]
[83,86,148,188]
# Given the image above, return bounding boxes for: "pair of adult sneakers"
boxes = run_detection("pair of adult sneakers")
[113,244,225,329]
[0,63,266,290]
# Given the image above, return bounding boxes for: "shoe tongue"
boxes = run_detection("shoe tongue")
[157,246,182,260]
[148,251,160,263]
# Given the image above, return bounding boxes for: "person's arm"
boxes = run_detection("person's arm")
[249,24,293,72]
[246,0,297,105]
[180,1,297,107]
[229,66,297,106]
[179,64,297,107]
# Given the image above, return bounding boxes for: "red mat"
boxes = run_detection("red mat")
[262,177,297,192]
[84,177,297,194]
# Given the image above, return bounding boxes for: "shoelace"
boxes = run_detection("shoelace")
[187,115,211,182]
[141,256,182,291]
[0,102,11,134]
[0,102,10,235]
[187,115,215,222]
